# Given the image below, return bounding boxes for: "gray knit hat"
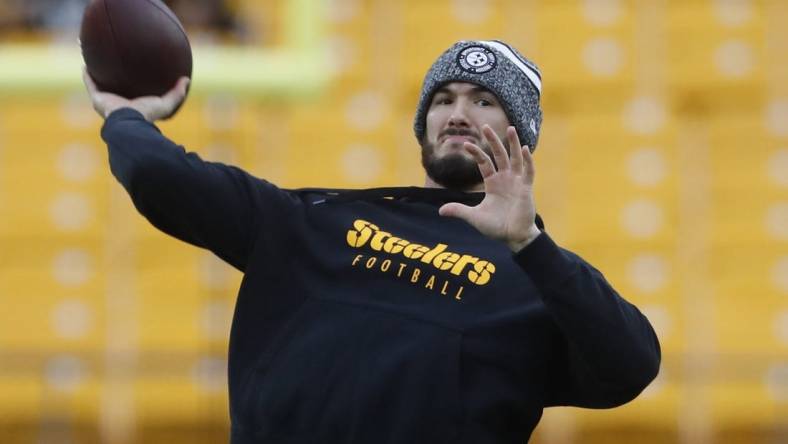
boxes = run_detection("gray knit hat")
[414,40,543,151]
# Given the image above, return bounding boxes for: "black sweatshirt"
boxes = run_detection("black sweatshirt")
[102,108,661,444]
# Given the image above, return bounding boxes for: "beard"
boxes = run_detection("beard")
[421,140,482,190]
[420,135,504,191]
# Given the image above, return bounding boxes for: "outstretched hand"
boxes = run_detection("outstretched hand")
[82,68,190,122]
[439,125,542,252]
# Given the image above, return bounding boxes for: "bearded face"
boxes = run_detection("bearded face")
[421,130,485,191]
[421,82,512,191]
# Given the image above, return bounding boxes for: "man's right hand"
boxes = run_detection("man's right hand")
[83,68,190,122]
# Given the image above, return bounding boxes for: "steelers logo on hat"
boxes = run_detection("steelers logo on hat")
[457,46,497,74]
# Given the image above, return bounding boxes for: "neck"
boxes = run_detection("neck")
[423,176,485,192]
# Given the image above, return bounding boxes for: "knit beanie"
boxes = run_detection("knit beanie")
[413,40,543,151]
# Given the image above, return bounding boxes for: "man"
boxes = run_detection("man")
[85,40,660,443]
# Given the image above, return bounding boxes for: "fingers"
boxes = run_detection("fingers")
[82,67,97,93]
[82,67,108,117]
[508,127,524,174]
[522,144,535,185]
[482,125,510,172]
[506,127,535,184]
[463,142,496,178]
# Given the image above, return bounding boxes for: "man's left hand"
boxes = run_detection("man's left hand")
[439,125,541,252]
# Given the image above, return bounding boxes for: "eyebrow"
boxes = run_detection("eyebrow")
[470,86,494,94]
[434,86,494,96]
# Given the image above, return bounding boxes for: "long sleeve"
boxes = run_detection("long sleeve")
[101,108,298,271]
[514,232,661,408]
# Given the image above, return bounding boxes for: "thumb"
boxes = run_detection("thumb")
[144,77,190,122]
[162,77,190,107]
[439,202,473,220]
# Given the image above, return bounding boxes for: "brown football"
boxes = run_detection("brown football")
[80,0,192,99]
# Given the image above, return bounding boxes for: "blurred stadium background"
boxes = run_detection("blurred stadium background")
[0,0,786,443]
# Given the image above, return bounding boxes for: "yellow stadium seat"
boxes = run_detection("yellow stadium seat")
[536,0,636,93]
[666,2,767,105]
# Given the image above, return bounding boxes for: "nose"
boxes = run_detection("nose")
[447,101,470,128]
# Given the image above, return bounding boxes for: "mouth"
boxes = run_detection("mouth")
[440,134,477,145]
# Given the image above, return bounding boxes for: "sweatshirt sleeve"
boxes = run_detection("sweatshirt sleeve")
[514,232,661,408]
[101,108,298,272]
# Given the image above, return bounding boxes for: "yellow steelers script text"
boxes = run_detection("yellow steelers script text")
[346,219,497,300]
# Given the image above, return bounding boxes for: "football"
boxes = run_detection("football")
[80,0,193,99]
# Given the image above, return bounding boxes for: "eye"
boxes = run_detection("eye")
[476,98,495,107]
[433,96,452,105]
